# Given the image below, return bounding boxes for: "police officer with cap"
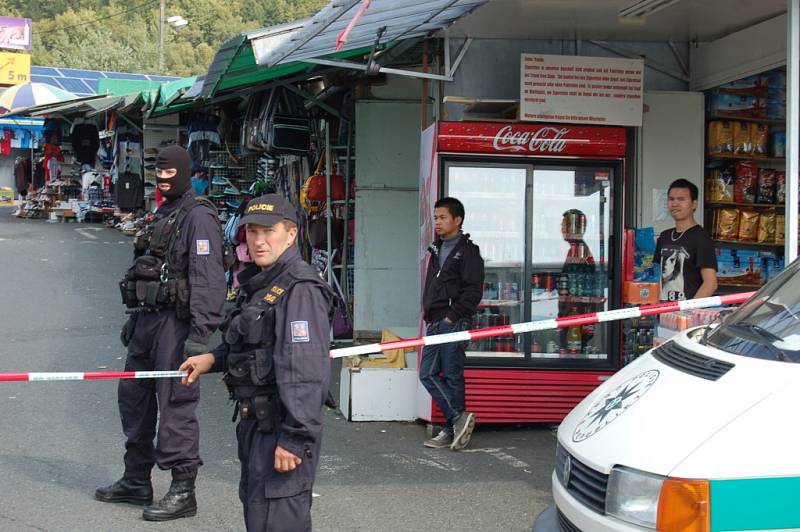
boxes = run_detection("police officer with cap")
[96,146,227,521]
[179,193,333,531]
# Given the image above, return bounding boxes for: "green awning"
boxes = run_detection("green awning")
[200,24,375,100]
[157,76,197,106]
[98,78,165,96]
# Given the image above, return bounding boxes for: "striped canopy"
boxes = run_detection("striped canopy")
[0,82,77,114]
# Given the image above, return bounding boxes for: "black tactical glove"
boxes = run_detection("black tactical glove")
[120,317,136,347]
[183,340,208,359]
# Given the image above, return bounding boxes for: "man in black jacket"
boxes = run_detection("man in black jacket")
[421,197,484,450]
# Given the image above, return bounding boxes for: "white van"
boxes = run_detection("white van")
[533,260,800,532]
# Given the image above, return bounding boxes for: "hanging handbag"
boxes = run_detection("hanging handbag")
[332,297,353,339]
[262,87,311,155]
[303,152,346,203]
[308,214,343,249]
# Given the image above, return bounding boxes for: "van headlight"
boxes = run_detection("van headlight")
[605,466,664,528]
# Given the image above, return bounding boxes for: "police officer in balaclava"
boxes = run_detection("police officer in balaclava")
[96,146,228,522]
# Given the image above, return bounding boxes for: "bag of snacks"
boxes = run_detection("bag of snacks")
[707,121,734,155]
[776,171,786,203]
[737,210,760,242]
[705,168,735,203]
[733,121,752,154]
[750,123,769,155]
[756,168,776,204]
[734,161,758,203]
[757,212,776,243]
[716,208,740,240]
[776,214,785,244]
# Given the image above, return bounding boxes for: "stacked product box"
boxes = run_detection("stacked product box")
[706,71,785,120]
[715,248,784,287]
[655,309,725,346]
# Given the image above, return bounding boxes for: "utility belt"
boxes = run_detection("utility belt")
[119,255,190,319]
[232,392,281,434]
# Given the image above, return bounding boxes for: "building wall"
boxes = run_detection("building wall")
[444,39,689,120]
[354,98,423,338]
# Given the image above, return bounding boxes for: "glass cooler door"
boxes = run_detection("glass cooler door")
[446,163,527,359]
[529,165,614,364]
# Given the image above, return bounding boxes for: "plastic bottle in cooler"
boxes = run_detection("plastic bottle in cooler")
[566,326,582,354]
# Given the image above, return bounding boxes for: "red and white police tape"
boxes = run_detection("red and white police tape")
[327,291,756,359]
[0,292,756,382]
[0,371,187,383]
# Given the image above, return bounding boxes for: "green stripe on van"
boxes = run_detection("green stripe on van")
[711,477,800,531]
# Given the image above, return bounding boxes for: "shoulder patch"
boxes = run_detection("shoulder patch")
[290,321,310,343]
[196,239,210,255]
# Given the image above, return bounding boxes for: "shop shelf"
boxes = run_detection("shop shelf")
[717,282,764,290]
[479,299,523,308]
[559,295,607,304]
[712,238,783,248]
[706,154,785,163]
[465,351,526,359]
[484,261,523,268]
[528,352,608,360]
[707,115,786,126]
[707,201,785,209]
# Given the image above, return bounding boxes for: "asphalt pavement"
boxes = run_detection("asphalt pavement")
[0,209,556,531]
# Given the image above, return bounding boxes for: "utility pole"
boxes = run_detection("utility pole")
[159,0,165,72]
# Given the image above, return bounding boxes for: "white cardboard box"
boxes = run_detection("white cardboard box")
[339,367,419,421]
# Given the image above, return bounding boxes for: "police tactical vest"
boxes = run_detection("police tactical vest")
[222,259,333,399]
[120,195,227,317]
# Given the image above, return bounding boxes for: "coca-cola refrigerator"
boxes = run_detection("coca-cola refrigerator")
[418,121,628,423]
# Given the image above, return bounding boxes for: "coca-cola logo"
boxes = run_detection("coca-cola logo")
[491,125,569,153]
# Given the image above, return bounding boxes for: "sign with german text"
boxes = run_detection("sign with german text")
[0,51,31,86]
[0,17,32,51]
[520,54,644,127]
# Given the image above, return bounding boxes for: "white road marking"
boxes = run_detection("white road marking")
[381,453,460,472]
[461,447,531,470]
[75,227,102,240]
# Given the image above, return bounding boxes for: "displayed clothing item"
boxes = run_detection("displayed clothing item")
[2,129,13,155]
[14,157,30,196]
[116,172,144,210]
[44,156,61,183]
[187,114,221,173]
[71,122,100,166]
[32,159,45,189]
[98,138,114,168]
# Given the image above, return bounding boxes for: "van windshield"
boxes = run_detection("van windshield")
[707,259,800,363]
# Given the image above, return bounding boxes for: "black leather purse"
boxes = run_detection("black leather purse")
[258,87,310,155]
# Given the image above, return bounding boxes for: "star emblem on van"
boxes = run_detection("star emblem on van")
[572,370,660,443]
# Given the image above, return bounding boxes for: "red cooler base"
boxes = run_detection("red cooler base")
[426,369,612,424]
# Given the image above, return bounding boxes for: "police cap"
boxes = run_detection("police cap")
[237,194,299,228]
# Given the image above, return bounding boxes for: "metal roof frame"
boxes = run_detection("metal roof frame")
[258,0,487,68]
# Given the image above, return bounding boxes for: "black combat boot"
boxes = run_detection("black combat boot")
[142,479,197,521]
[95,477,153,505]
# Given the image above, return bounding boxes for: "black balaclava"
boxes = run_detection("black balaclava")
[155,145,192,200]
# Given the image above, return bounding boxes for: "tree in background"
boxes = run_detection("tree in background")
[8,0,327,76]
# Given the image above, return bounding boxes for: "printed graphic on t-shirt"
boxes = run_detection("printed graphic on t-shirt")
[660,246,690,301]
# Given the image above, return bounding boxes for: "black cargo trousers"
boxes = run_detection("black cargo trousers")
[237,417,321,532]
[118,310,201,481]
